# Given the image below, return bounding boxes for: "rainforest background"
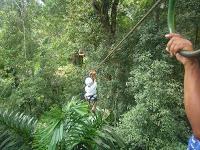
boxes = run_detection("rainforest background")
[0,0,200,149]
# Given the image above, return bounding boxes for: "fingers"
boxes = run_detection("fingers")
[175,53,182,62]
[165,47,173,57]
[170,43,176,54]
[165,33,184,55]
[165,33,194,65]
[175,53,186,64]
[165,33,182,39]
[166,47,182,59]
[170,44,181,55]
[166,37,181,56]
[167,37,174,48]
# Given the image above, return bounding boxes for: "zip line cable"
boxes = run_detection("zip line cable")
[168,0,200,57]
[96,0,164,70]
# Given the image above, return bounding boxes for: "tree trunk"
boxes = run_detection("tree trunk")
[111,0,119,36]
[101,0,111,32]
[92,0,119,36]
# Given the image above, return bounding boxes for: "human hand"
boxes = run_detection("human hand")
[165,33,195,66]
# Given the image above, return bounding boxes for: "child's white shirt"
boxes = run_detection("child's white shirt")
[84,77,97,97]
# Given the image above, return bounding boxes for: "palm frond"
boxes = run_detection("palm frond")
[69,108,126,150]
[94,125,126,149]
[0,108,37,150]
[34,100,126,150]
[33,106,65,150]
[34,100,89,150]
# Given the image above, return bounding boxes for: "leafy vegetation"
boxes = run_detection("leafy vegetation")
[0,0,200,149]
[0,108,37,150]
[1,100,124,150]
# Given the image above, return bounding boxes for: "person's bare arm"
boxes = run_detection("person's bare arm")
[166,33,200,138]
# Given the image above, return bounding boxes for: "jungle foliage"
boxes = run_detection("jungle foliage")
[0,0,200,149]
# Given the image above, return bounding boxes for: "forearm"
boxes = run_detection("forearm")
[184,60,200,138]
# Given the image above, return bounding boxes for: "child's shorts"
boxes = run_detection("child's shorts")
[188,135,200,150]
[85,95,97,102]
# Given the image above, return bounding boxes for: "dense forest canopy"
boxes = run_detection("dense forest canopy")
[0,0,200,149]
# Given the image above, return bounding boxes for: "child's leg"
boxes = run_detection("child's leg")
[91,101,97,112]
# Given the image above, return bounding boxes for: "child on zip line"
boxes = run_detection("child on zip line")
[84,70,97,112]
